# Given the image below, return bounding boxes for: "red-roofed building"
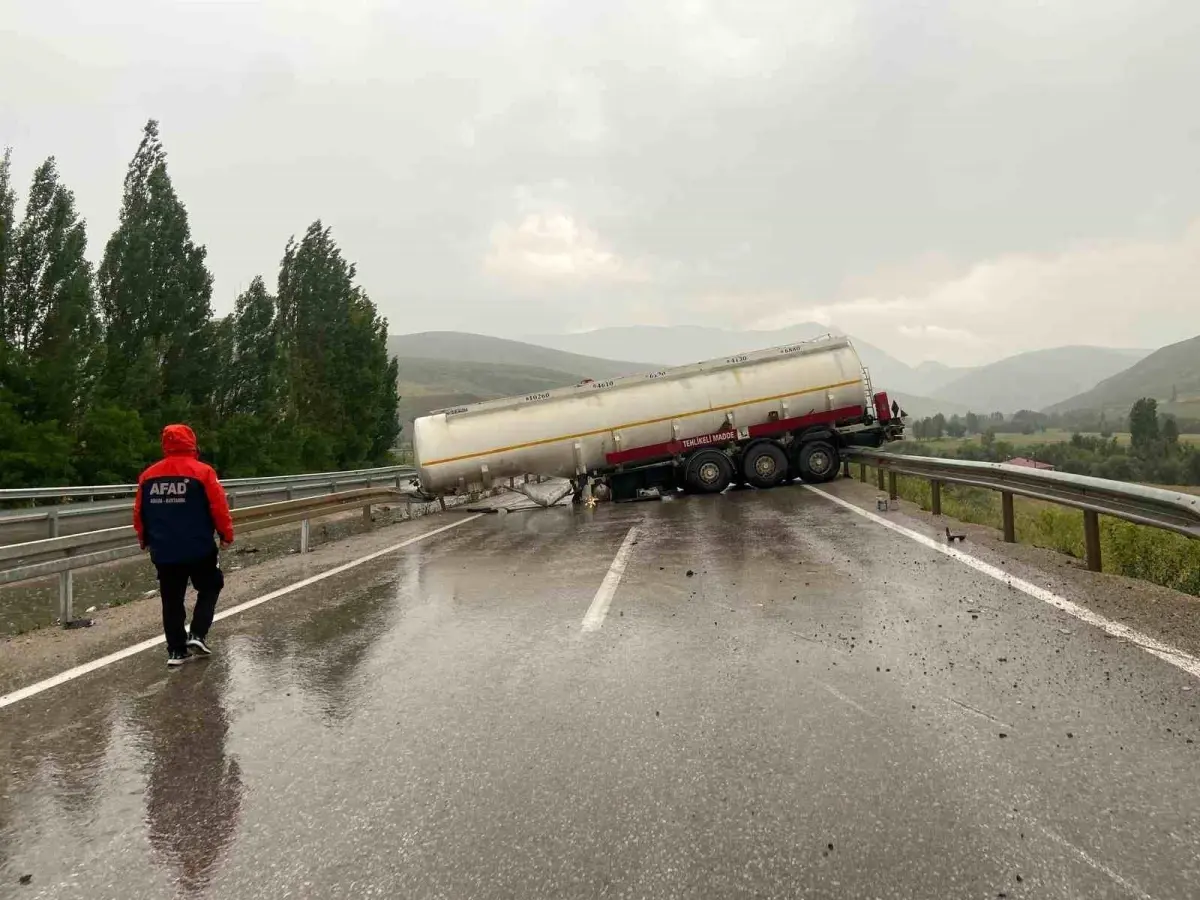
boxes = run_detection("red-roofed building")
[1005,457,1056,471]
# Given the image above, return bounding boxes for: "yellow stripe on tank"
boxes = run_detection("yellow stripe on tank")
[421,378,863,467]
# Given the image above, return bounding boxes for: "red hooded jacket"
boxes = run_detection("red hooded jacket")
[133,425,234,565]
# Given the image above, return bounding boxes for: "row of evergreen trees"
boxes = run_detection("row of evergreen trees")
[0,121,399,488]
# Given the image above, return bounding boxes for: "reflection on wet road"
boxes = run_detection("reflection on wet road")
[1,486,1197,899]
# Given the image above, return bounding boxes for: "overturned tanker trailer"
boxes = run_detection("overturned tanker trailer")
[411,334,905,503]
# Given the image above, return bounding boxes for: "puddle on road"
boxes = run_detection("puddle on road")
[0,502,447,638]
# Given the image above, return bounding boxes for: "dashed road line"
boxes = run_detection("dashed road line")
[947,696,1013,731]
[581,526,640,632]
[817,680,873,716]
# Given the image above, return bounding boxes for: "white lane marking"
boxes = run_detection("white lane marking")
[817,680,872,717]
[581,526,640,632]
[1038,825,1156,900]
[947,697,1013,731]
[804,485,1200,681]
[0,515,484,710]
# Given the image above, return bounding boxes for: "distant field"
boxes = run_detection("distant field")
[907,430,1200,450]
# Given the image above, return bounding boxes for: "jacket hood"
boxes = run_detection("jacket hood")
[161,424,199,457]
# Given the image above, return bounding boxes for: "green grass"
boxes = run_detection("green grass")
[860,466,1200,597]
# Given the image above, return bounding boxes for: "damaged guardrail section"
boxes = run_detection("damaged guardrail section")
[842,448,1200,572]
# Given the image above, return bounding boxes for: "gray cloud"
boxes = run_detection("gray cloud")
[3,0,1199,365]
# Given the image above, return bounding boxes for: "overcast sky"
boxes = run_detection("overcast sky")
[3,0,1199,366]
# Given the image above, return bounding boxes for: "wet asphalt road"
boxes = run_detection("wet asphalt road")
[1,485,1198,899]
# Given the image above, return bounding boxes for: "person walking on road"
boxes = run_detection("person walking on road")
[134,424,234,668]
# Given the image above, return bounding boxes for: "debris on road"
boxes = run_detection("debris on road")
[945,526,967,543]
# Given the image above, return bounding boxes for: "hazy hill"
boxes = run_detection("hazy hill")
[391,329,989,427]
[388,332,648,381]
[1046,334,1200,417]
[393,356,608,441]
[935,345,1150,414]
[523,324,934,397]
[914,360,972,394]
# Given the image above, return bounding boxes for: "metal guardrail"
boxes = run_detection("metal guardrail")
[842,448,1200,571]
[0,466,419,543]
[0,487,412,628]
[0,465,417,504]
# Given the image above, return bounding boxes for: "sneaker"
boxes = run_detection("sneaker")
[186,633,212,656]
[167,650,189,667]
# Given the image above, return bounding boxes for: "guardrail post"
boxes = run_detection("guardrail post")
[1001,492,1015,543]
[47,507,60,538]
[299,519,310,554]
[931,480,942,516]
[876,468,885,491]
[887,471,897,501]
[841,460,850,478]
[859,462,866,483]
[228,491,238,509]
[329,481,337,494]
[59,570,73,626]
[362,503,373,529]
[1084,510,1102,572]
[286,485,295,501]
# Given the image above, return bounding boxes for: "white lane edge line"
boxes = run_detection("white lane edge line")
[817,681,873,717]
[0,515,485,710]
[1038,825,1156,900]
[581,526,640,632]
[947,697,1013,731]
[803,485,1200,682]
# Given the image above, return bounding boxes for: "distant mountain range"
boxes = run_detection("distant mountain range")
[524,323,928,397]
[525,325,1151,413]
[388,329,1192,432]
[934,346,1150,413]
[1046,334,1200,417]
[386,333,653,438]
[386,332,645,381]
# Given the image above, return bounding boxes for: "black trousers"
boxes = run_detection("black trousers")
[155,552,224,653]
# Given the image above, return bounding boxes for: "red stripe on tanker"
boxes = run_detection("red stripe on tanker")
[411,334,902,496]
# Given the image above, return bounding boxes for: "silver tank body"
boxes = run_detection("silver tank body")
[413,335,867,494]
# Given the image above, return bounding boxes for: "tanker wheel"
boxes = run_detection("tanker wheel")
[684,449,734,494]
[742,441,788,489]
[794,440,839,483]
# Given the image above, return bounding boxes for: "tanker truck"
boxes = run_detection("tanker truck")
[411,334,904,503]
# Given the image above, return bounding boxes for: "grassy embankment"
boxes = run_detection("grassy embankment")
[857,466,1200,598]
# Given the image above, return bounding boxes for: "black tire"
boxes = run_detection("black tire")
[684,449,734,494]
[741,441,789,489]
[794,440,839,483]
